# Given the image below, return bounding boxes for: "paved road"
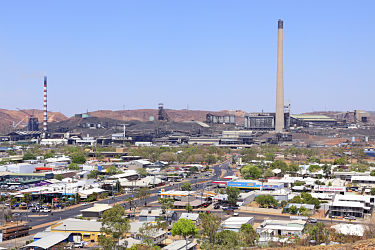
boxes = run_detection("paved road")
[19,160,231,235]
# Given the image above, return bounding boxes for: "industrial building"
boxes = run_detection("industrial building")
[290,114,337,127]
[244,112,290,130]
[206,113,235,124]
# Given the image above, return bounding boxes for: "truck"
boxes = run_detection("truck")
[0,223,30,241]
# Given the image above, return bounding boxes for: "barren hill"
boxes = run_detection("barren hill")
[0,109,67,134]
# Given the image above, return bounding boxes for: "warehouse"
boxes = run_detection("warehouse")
[290,114,337,127]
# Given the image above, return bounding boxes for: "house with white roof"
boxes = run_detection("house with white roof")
[221,216,254,232]
[179,213,200,225]
[256,219,306,245]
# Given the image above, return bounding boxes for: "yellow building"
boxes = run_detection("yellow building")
[50,218,103,242]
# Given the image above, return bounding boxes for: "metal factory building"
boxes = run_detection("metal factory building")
[290,115,337,127]
[244,113,290,130]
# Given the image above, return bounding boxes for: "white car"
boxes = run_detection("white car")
[42,208,51,213]
[233,212,239,216]
[74,242,84,248]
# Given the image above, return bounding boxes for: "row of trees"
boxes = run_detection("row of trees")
[127,146,226,164]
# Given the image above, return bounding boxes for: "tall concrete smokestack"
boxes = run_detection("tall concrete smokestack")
[275,19,284,133]
[43,76,48,138]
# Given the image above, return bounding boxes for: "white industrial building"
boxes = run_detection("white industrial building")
[0,163,44,174]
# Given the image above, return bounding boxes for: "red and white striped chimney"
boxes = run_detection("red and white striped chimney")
[43,76,48,138]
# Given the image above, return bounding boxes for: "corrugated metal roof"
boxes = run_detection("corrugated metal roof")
[291,115,336,121]
[26,232,70,249]
[52,218,102,232]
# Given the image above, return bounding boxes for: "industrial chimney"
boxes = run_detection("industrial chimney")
[275,19,284,133]
[43,76,48,138]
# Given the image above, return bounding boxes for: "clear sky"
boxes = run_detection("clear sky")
[0,1,374,116]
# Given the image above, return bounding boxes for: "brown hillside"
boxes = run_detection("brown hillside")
[0,109,67,134]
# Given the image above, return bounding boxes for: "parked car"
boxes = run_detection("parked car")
[233,212,239,216]
[29,208,38,213]
[309,218,317,223]
[42,208,51,213]
[345,216,356,220]
[214,204,220,209]
[74,242,84,248]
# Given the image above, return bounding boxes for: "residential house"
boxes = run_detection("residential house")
[129,222,168,245]
[221,217,254,232]
[179,213,200,226]
[256,220,306,245]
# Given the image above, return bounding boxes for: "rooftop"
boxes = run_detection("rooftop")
[51,218,102,232]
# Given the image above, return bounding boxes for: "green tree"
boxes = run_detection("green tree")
[23,152,36,161]
[371,188,375,195]
[308,165,321,172]
[55,174,63,181]
[322,164,331,178]
[88,170,100,179]
[159,151,177,163]
[240,165,261,179]
[158,197,174,214]
[333,158,347,165]
[241,148,257,162]
[306,222,330,245]
[205,154,217,164]
[263,169,274,178]
[44,151,55,159]
[99,205,130,250]
[215,230,239,248]
[189,166,199,173]
[265,152,275,161]
[298,206,311,216]
[239,224,258,247]
[107,166,121,176]
[288,163,300,173]
[289,205,298,214]
[181,183,192,191]
[271,160,288,173]
[136,168,148,177]
[370,170,375,177]
[185,203,193,213]
[71,152,86,164]
[199,212,221,244]
[254,195,278,208]
[171,218,199,250]
[68,163,80,170]
[225,187,240,206]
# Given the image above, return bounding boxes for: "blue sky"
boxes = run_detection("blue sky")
[0,1,374,116]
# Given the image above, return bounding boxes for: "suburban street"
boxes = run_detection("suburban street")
[17,160,229,235]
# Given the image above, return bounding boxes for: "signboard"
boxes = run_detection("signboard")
[313,186,346,192]
[53,198,59,202]
[228,181,261,188]
[290,216,308,220]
